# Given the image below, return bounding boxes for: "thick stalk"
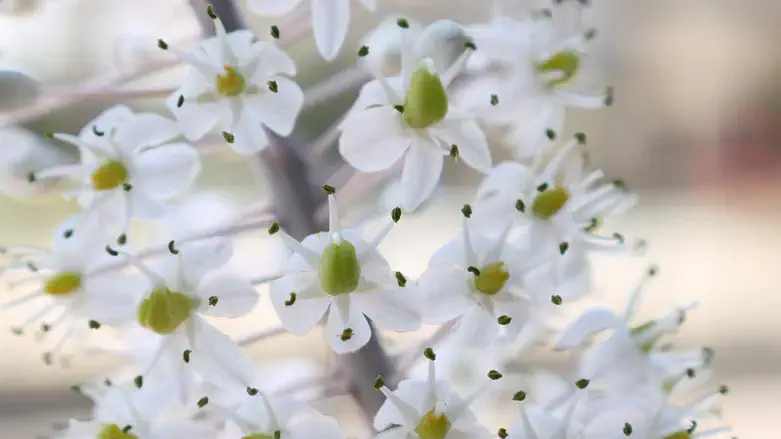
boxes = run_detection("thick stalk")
[192,0,396,423]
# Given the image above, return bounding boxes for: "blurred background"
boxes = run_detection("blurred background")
[0,0,779,437]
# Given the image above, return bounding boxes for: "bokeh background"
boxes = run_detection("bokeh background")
[0,0,779,437]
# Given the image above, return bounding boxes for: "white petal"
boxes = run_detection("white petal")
[312,0,350,61]
[270,274,330,335]
[79,105,135,141]
[326,295,371,353]
[132,143,200,199]
[430,119,490,172]
[400,140,444,211]
[248,0,304,16]
[417,264,472,323]
[229,101,270,154]
[289,415,346,439]
[471,161,533,232]
[338,106,411,172]
[451,305,498,345]
[190,317,255,387]
[244,77,304,136]
[554,308,619,350]
[165,91,222,141]
[113,113,181,152]
[196,274,258,317]
[251,42,297,78]
[352,288,420,332]
[180,238,234,282]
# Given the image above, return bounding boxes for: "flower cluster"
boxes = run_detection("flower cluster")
[0,1,735,439]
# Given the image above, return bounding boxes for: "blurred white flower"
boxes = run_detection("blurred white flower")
[555,268,709,392]
[0,218,136,364]
[373,349,492,439]
[118,238,258,390]
[269,190,419,353]
[218,391,345,439]
[33,105,200,243]
[457,2,609,158]
[471,135,640,299]
[339,19,490,211]
[248,0,377,61]
[163,11,303,154]
[57,382,213,439]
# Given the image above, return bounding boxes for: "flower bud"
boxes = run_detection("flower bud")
[403,64,448,129]
[98,424,138,439]
[43,272,81,296]
[536,50,580,88]
[532,187,569,220]
[91,161,128,191]
[473,261,509,296]
[137,286,197,334]
[415,410,451,439]
[318,239,361,296]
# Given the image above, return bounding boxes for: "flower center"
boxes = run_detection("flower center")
[43,272,82,296]
[473,261,510,296]
[535,50,580,89]
[136,286,198,335]
[91,160,128,191]
[318,239,361,296]
[531,186,569,220]
[402,65,449,129]
[665,432,691,439]
[415,410,451,439]
[216,65,246,96]
[97,424,139,439]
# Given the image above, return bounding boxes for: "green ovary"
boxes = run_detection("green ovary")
[402,65,449,129]
[137,286,197,335]
[415,410,451,439]
[535,50,581,88]
[97,424,139,439]
[665,432,691,439]
[216,65,246,96]
[44,272,82,296]
[318,240,361,296]
[91,161,128,191]
[241,434,275,439]
[474,262,510,296]
[531,187,569,220]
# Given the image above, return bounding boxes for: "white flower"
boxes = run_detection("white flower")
[339,19,491,211]
[162,9,303,154]
[56,382,213,439]
[471,136,640,296]
[417,210,552,348]
[457,2,610,158]
[554,268,710,392]
[373,349,492,439]
[269,189,419,353]
[0,218,136,364]
[32,105,200,241]
[219,391,345,439]
[247,0,377,61]
[117,238,258,390]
